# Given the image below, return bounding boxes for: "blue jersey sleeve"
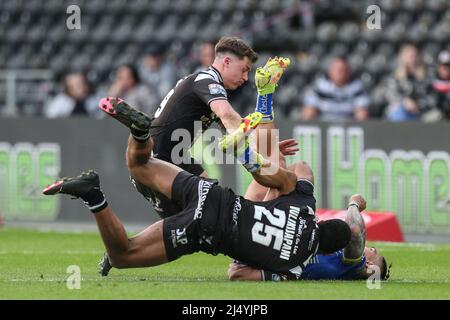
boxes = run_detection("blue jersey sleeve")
[301,250,366,280]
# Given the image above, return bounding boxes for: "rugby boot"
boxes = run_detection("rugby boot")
[98,97,151,134]
[98,252,113,277]
[42,170,107,213]
[43,170,100,198]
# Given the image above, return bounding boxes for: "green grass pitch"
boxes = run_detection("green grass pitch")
[1,228,450,300]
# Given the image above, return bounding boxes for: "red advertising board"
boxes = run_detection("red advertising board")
[316,209,404,242]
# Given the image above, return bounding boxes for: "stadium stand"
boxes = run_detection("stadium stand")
[0,0,449,118]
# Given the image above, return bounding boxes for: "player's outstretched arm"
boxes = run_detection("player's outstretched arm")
[244,139,299,201]
[343,194,367,261]
[253,57,291,164]
[210,99,242,133]
[218,110,298,195]
[244,57,295,197]
[228,263,262,281]
[250,161,297,196]
[255,56,290,124]
[228,262,298,281]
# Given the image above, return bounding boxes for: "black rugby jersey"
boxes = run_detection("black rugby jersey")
[150,66,228,161]
[218,180,320,278]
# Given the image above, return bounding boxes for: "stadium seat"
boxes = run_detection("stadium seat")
[370,85,388,118]
[402,0,424,13]
[430,20,450,44]
[377,0,400,12]
[384,22,407,44]
[316,22,338,44]
[423,42,442,64]
[337,22,360,44]
[365,53,389,76]
[215,0,236,14]
[193,0,215,15]
[425,0,448,12]
[276,84,300,116]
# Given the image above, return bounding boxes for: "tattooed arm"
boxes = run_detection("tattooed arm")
[343,194,367,262]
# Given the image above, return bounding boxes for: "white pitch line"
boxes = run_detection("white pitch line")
[0,250,102,255]
[0,277,216,283]
[2,278,450,284]
[392,279,450,284]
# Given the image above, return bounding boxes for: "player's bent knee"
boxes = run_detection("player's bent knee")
[126,152,147,170]
[127,163,146,181]
[108,255,128,269]
[126,145,152,169]
[109,253,141,269]
[107,247,139,269]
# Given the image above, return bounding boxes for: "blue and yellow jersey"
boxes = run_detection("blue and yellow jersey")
[300,250,366,280]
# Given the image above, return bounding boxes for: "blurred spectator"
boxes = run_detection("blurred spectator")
[139,42,177,101]
[191,40,216,73]
[44,72,99,118]
[301,57,370,121]
[385,44,437,122]
[108,64,159,117]
[430,50,450,120]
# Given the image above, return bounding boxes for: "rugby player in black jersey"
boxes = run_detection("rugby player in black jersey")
[95,37,292,274]
[99,36,260,218]
[43,115,351,279]
[227,194,390,281]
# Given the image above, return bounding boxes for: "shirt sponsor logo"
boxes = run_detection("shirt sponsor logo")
[308,228,317,251]
[232,197,241,225]
[194,179,215,220]
[280,206,301,261]
[171,228,188,248]
[257,94,272,113]
[208,83,227,97]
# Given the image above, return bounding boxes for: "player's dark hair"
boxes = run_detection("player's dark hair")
[215,36,258,63]
[317,219,351,254]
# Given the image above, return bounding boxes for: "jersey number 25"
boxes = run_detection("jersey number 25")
[251,206,286,251]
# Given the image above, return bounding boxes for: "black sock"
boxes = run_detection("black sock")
[130,127,150,142]
[81,188,108,213]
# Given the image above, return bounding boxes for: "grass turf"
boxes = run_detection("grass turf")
[1,228,449,300]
